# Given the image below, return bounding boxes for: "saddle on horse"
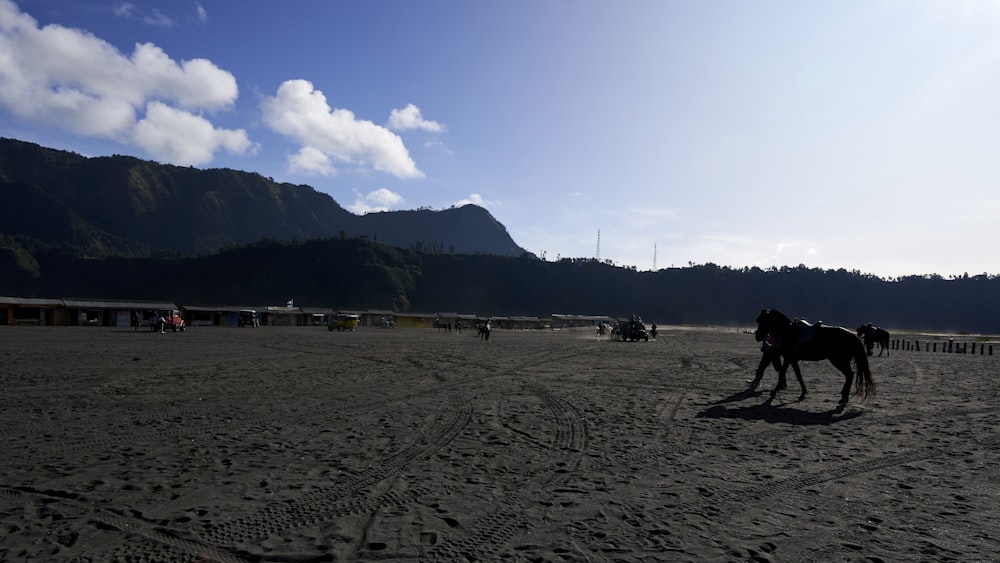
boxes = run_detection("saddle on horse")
[784,319,823,351]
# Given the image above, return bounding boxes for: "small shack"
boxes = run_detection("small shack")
[0,296,64,326]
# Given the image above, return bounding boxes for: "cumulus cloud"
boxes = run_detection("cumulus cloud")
[388,103,445,133]
[288,146,333,176]
[453,193,498,209]
[0,0,252,165]
[133,101,255,166]
[261,79,424,179]
[348,188,405,214]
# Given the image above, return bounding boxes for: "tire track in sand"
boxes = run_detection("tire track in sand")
[423,383,589,561]
[197,394,472,548]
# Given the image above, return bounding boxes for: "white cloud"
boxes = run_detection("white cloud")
[114,2,173,26]
[388,103,445,133]
[195,2,208,24]
[113,3,135,18]
[261,79,424,179]
[453,193,498,209]
[133,101,254,166]
[0,0,250,164]
[348,188,405,214]
[288,146,333,176]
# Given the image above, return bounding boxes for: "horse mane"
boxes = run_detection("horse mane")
[760,308,792,326]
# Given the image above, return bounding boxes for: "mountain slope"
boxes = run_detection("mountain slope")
[0,137,530,258]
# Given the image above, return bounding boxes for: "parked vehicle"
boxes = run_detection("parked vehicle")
[238,309,259,327]
[328,313,360,331]
[164,310,186,332]
[618,314,648,342]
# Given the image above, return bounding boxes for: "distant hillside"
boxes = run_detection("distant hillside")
[0,138,530,259]
[4,139,1000,333]
[3,237,1000,333]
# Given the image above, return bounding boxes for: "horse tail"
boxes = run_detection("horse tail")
[853,339,875,399]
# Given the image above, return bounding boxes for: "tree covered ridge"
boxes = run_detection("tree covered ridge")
[3,237,998,333]
[0,137,528,260]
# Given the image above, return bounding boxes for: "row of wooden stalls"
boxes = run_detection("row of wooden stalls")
[0,297,616,330]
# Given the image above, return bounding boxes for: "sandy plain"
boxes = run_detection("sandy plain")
[1,324,998,562]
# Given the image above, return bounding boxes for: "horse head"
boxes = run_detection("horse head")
[755,308,791,341]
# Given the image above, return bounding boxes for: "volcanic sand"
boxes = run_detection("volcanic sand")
[1,325,998,561]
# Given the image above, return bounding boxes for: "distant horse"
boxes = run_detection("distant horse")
[754,309,875,406]
[856,323,890,356]
[478,321,491,341]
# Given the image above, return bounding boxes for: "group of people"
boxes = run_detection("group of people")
[131,311,168,333]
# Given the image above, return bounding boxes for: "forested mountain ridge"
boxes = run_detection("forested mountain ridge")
[0,137,529,259]
[2,138,999,333]
[3,236,999,334]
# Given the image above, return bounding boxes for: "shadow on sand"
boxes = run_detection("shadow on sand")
[697,399,863,426]
[711,387,766,405]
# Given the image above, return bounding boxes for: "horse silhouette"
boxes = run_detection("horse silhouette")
[754,309,875,406]
[856,323,890,356]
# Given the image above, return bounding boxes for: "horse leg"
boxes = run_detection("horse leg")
[748,351,771,388]
[831,357,854,405]
[770,361,791,397]
[790,362,807,401]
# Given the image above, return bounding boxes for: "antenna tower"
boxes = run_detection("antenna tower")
[596,229,601,261]
[653,243,657,271]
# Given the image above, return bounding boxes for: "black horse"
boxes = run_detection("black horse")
[754,309,875,406]
[856,323,890,356]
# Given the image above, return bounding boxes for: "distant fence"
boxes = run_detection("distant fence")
[891,339,993,355]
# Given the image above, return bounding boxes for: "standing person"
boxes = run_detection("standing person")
[747,332,782,388]
[650,323,658,339]
[132,311,140,332]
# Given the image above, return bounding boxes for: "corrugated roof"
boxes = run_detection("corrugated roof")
[61,299,177,310]
[182,305,264,313]
[0,296,64,306]
[300,307,333,314]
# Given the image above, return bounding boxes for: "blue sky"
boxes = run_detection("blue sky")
[3,0,1000,278]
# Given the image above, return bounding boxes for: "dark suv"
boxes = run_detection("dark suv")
[618,315,649,342]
